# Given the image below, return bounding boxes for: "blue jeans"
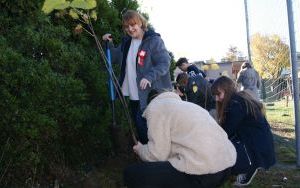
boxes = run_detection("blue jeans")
[124,161,231,188]
[129,100,148,144]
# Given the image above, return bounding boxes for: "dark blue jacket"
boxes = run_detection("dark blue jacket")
[187,64,206,78]
[185,75,215,111]
[222,94,275,171]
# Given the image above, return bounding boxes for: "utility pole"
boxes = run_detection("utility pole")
[286,0,300,167]
[244,0,252,63]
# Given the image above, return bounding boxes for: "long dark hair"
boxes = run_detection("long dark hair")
[211,76,264,125]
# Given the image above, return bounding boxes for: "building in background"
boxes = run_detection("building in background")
[194,60,245,80]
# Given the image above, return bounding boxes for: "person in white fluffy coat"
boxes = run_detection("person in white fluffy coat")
[124,91,237,188]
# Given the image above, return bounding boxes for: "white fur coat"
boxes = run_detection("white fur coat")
[136,92,236,175]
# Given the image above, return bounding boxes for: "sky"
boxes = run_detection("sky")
[137,0,298,62]
[138,0,248,62]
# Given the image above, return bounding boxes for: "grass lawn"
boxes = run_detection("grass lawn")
[68,100,300,188]
[265,99,295,126]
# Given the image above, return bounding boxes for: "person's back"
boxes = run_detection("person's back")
[176,73,215,112]
[238,68,259,90]
[226,94,275,169]
[186,75,215,111]
[142,92,236,174]
[176,57,206,78]
[124,91,237,188]
[237,62,261,100]
[187,64,206,78]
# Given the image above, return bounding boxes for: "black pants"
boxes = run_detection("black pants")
[230,138,254,175]
[129,100,148,144]
[124,161,231,188]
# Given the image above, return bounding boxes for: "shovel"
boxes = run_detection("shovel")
[105,41,121,153]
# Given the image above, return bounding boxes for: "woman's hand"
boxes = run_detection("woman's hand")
[102,33,112,41]
[140,78,151,90]
[133,141,142,154]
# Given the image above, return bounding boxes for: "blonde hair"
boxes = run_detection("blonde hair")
[122,10,148,31]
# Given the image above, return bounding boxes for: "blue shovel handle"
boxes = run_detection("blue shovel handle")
[106,42,115,101]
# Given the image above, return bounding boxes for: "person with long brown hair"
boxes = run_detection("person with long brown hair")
[211,76,275,186]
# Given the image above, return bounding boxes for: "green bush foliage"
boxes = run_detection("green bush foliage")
[0,18,111,186]
[0,0,43,18]
[0,0,140,186]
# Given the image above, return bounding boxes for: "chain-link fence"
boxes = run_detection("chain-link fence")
[246,0,300,166]
[247,0,300,124]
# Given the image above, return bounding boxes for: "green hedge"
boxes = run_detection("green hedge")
[0,16,115,185]
[0,0,156,186]
[0,3,124,186]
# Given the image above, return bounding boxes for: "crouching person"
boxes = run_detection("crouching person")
[124,91,236,188]
[211,76,275,186]
[175,72,216,119]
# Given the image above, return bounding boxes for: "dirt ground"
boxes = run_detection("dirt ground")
[64,122,300,188]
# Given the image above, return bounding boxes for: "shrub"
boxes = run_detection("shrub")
[0,0,146,186]
[0,14,113,186]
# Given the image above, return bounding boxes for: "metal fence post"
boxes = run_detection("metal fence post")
[286,0,300,167]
